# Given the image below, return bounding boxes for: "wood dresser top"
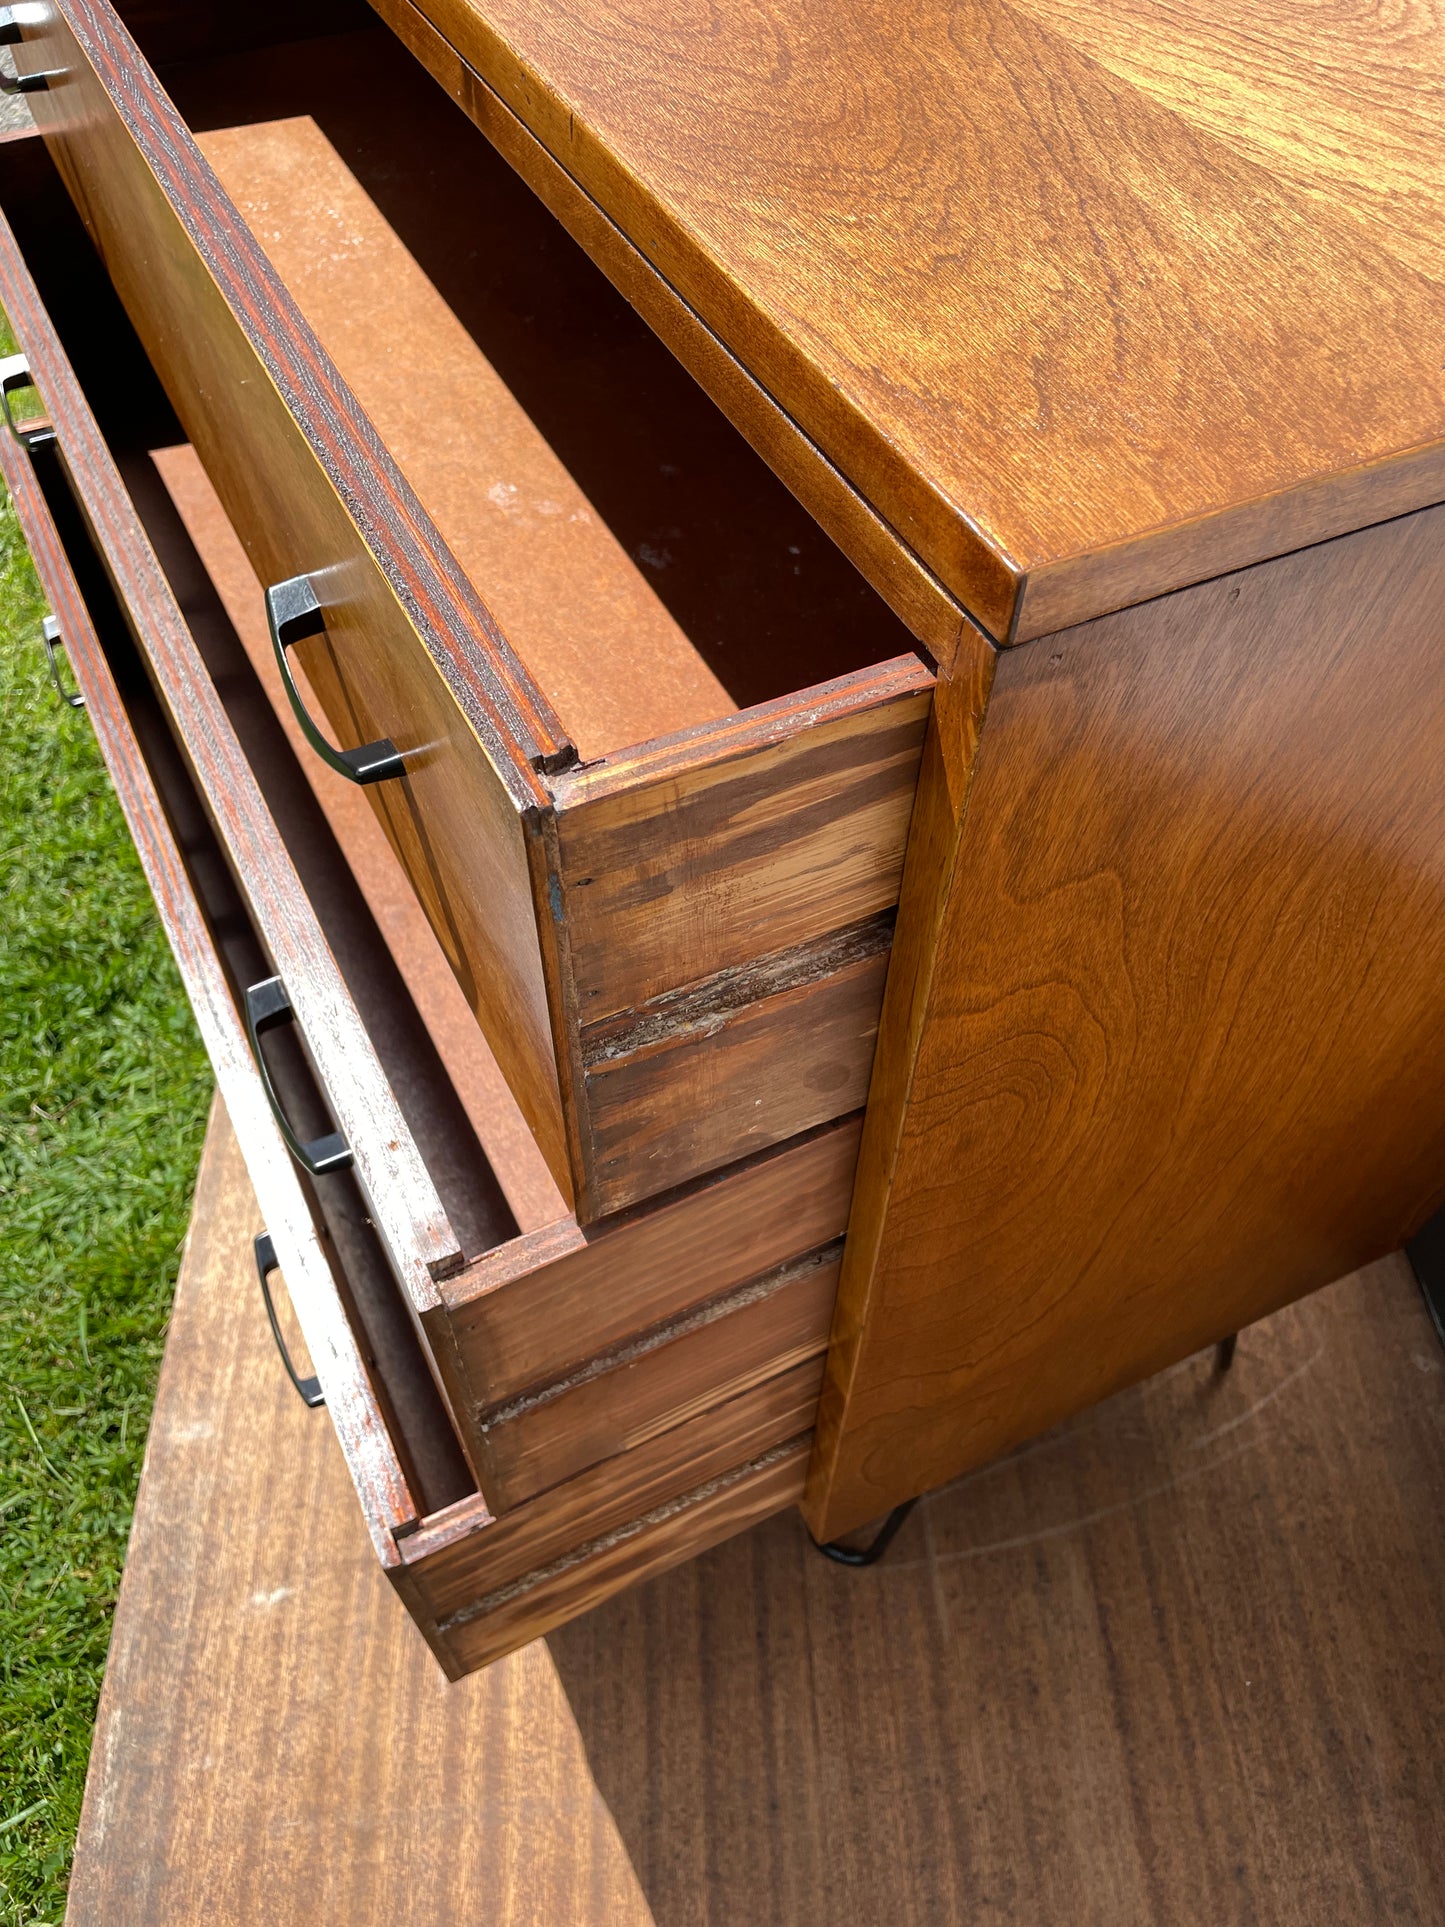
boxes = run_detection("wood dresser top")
[402,0,1445,640]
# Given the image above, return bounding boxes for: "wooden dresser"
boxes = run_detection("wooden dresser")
[2,0,1442,1675]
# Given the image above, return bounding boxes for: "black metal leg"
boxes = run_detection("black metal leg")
[1216,1332,1238,1373]
[1406,1208,1445,1353]
[815,1497,918,1567]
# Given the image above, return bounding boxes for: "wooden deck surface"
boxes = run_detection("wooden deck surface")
[67,1099,1445,1924]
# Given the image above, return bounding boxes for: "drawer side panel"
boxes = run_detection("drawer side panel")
[27,0,574,1194]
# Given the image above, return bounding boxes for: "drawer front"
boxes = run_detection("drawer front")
[0,195,475,1304]
[439,1112,862,1409]
[550,670,931,1215]
[0,194,809,1679]
[0,329,420,1561]
[474,1245,838,1507]
[20,0,938,1228]
[20,0,577,1197]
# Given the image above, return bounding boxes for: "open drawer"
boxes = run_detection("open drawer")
[0,162,826,1673]
[9,0,940,1222]
[0,136,860,1504]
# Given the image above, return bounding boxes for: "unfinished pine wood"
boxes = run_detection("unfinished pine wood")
[440,1114,861,1409]
[393,0,1445,641]
[65,1103,657,1927]
[475,1244,838,1507]
[808,500,1445,1539]
[25,0,577,1195]
[197,113,734,761]
[150,440,566,1234]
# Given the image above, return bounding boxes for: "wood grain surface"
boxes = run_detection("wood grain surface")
[551,660,931,1017]
[162,99,935,1215]
[808,500,1445,1538]
[65,1105,657,1927]
[26,4,940,1218]
[0,200,471,1310]
[384,0,1445,642]
[0,387,419,1558]
[368,0,977,665]
[401,1358,821,1623]
[69,1103,1445,1922]
[475,1244,838,1506]
[26,0,577,1194]
[197,112,735,762]
[7,411,815,1664]
[150,440,567,1234]
[443,1112,860,1408]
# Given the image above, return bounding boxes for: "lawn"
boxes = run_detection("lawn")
[0,380,211,1918]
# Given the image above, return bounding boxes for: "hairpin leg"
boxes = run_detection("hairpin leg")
[1406,1207,1445,1355]
[815,1496,918,1568]
[1215,1333,1238,1373]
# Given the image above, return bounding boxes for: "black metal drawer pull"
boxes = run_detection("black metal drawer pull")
[0,4,63,92]
[253,1233,325,1408]
[40,614,83,708]
[265,574,406,786]
[243,974,353,1177]
[0,351,54,449]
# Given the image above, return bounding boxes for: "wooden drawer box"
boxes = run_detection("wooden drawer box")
[11,0,937,1225]
[0,147,839,1669]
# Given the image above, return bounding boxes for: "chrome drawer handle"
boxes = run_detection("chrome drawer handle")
[243,974,354,1177]
[0,352,54,449]
[265,574,406,786]
[0,4,62,92]
[41,614,83,708]
[253,1233,325,1408]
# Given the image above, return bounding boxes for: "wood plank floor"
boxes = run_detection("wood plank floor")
[69,1102,1445,1924]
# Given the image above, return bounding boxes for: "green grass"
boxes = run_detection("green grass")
[0,424,211,1915]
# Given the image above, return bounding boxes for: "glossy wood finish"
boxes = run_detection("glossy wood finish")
[69,1106,1445,1921]
[808,502,1445,1538]
[386,0,1445,642]
[24,0,577,1195]
[26,4,938,1217]
[370,0,975,665]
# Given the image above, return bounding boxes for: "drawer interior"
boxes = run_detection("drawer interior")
[21,447,481,1523]
[131,20,925,761]
[0,141,507,1506]
[0,116,830,1663]
[1,131,833,1516]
